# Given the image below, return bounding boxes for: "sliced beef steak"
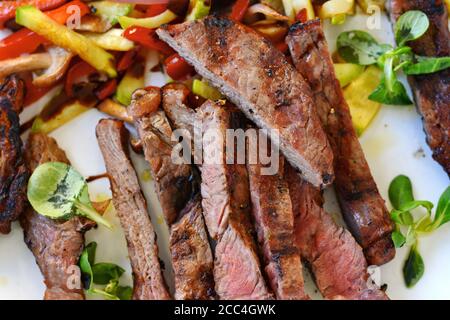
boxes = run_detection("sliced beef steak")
[287,20,395,265]
[247,145,307,300]
[129,88,194,225]
[198,101,272,300]
[170,196,215,300]
[96,119,170,300]
[157,16,335,188]
[388,0,450,175]
[21,133,91,300]
[130,88,215,300]
[0,75,28,234]
[286,165,388,300]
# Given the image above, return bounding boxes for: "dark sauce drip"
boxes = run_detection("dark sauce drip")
[86,173,108,183]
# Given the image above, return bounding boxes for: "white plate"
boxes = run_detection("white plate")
[0,11,449,300]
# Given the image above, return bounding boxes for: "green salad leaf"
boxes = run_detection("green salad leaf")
[394,10,429,47]
[404,56,450,75]
[403,244,425,288]
[388,175,450,287]
[27,162,112,229]
[80,242,132,300]
[337,30,391,65]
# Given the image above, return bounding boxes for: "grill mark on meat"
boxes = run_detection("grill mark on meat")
[156,16,335,189]
[247,143,308,300]
[199,101,272,300]
[0,76,28,234]
[287,20,395,265]
[285,165,388,300]
[20,133,93,300]
[162,85,272,299]
[96,119,170,300]
[170,195,215,300]
[387,0,450,175]
[129,88,215,300]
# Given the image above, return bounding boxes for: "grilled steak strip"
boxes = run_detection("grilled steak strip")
[170,195,215,300]
[198,101,272,300]
[0,75,28,234]
[96,119,170,300]
[157,16,335,188]
[21,133,92,300]
[129,88,194,225]
[387,0,450,175]
[162,86,272,299]
[247,144,308,300]
[286,165,388,300]
[287,20,395,265]
[129,88,215,300]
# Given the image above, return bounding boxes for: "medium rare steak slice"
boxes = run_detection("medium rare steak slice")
[130,88,215,300]
[170,196,215,300]
[286,165,388,300]
[0,75,28,234]
[157,16,335,189]
[96,119,170,300]
[247,146,308,300]
[198,101,272,299]
[287,20,395,265]
[21,133,91,300]
[387,0,450,175]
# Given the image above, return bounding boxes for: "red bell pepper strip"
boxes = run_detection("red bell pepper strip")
[65,61,97,97]
[95,79,117,100]
[230,0,250,22]
[117,49,138,72]
[22,73,58,107]
[164,53,195,81]
[0,0,67,28]
[295,8,308,23]
[0,0,90,61]
[145,3,167,17]
[123,26,175,56]
[275,42,288,54]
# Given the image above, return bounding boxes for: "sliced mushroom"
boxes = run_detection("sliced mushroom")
[97,98,133,123]
[244,3,290,24]
[33,46,74,88]
[75,14,112,33]
[0,53,52,80]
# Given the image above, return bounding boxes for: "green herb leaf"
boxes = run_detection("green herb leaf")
[395,10,429,47]
[79,242,97,290]
[404,56,450,75]
[391,210,414,225]
[369,77,412,105]
[403,244,425,288]
[337,30,392,65]
[27,162,112,229]
[432,186,450,229]
[91,263,125,285]
[398,200,434,213]
[389,175,415,210]
[392,230,406,248]
[116,286,133,300]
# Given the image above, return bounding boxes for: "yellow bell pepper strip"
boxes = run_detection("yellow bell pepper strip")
[90,1,133,25]
[319,0,355,20]
[83,29,134,51]
[16,5,117,77]
[282,0,315,22]
[186,0,211,21]
[343,66,382,135]
[118,9,177,29]
[115,69,145,106]
[32,100,94,134]
[192,79,223,100]
[334,63,365,87]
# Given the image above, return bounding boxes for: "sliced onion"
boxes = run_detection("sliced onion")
[0,53,52,80]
